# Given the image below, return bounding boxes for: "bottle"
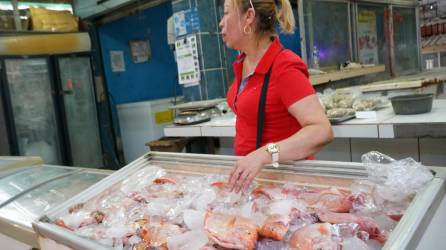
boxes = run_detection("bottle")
[312,45,320,69]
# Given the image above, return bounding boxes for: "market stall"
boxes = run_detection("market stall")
[31,151,446,250]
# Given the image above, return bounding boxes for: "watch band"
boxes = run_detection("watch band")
[272,152,279,168]
[266,143,280,168]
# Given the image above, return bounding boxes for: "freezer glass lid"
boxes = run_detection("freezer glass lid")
[0,159,14,165]
[0,159,22,166]
[0,171,108,226]
[0,166,75,205]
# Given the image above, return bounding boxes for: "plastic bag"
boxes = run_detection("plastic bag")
[352,151,434,219]
[192,188,217,211]
[319,88,362,113]
[183,209,205,230]
[361,151,433,202]
[167,230,209,250]
[353,96,389,111]
[342,237,370,250]
[256,238,288,250]
[120,166,166,194]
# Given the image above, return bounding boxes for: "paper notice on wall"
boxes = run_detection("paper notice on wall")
[358,10,379,65]
[174,11,187,37]
[110,50,125,72]
[173,8,200,37]
[175,35,200,84]
[129,40,151,64]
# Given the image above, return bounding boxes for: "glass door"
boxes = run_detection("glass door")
[393,7,419,74]
[56,56,103,167]
[3,58,63,164]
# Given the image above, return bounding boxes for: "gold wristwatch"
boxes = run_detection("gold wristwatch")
[266,143,280,168]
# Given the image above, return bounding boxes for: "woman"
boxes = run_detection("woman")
[220,0,333,193]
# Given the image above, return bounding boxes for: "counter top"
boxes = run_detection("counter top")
[382,100,446,124]
[310,65,386,86]
[164,100,446,139]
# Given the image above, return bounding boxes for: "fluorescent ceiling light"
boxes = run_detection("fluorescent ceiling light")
[0,2,73,12]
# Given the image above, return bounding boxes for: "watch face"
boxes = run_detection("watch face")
[267,143,279,153]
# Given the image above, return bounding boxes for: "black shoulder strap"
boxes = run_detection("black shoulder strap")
[256,48,284,149]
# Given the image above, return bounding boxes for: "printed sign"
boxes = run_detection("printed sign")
[175,34,200,84]
[110,50,125,72]
[173,7,200,37]
[358,10,379,65]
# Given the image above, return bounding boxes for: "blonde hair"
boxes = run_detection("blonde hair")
[232,0,295,35]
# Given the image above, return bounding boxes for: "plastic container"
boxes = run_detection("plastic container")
[390,94,434,115]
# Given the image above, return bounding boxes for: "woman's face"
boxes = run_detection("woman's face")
[219,0,245,50]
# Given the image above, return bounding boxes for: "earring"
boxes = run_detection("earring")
[243,25,252,35]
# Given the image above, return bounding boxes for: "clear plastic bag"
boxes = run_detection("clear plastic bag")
[167,230,209,250]
[319,88,363,114]
[120,166,166,194]
[352,152,433,219]
[361,151,433,201]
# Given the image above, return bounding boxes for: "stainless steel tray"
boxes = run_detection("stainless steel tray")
[170,98,225,111]
[329,115,356,124]
[33,152,445,250]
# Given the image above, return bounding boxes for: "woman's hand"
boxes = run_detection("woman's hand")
[227,148,270,194]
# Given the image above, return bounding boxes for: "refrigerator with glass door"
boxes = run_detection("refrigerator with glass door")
[0,54,104,167]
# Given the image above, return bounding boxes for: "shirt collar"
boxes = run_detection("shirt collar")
[232,36,282,83]
[254,36,283,74]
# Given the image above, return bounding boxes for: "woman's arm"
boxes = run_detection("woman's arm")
[271,94,333,161]
[228,94,333,193]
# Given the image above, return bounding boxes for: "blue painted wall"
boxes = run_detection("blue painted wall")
[98,2,181,105]
[279,28,302,57]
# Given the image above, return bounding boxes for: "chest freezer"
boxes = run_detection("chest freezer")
[0,156,43,177]
[0,164,110,248]
[31,152,446,250]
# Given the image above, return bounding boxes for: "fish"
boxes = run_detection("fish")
[288,223,339,250]
[316,210,387,243]
[204,212,258,250]
[294,187,353,213]
[140,222,183,248]
[258,214,290,241]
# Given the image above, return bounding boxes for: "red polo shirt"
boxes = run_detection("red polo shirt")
[226,37,315,156]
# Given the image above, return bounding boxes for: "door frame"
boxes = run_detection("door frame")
[48,55,72,165]
[0,59,18,155]
[0,61,11,155]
